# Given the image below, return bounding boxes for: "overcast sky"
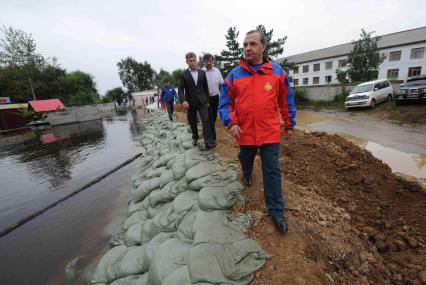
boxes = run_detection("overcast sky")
[1,0,425,94]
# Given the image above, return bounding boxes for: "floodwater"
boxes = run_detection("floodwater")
[296,110,426,182]
[0,109,146,285]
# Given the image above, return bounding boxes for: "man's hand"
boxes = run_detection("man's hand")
[229,124,242,138]
[182,101,189,110]
[283,128,293,138]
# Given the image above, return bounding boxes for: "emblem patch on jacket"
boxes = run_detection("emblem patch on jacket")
[264,82,272,91]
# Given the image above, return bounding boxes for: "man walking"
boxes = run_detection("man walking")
[202,53,223,146]
[161,80,177,121]
[178,52,215,149]
[218,30,296,233]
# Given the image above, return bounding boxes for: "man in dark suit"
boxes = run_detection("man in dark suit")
[178,52,215,149]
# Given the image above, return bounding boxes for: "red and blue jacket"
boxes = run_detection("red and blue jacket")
[218,59,296,146]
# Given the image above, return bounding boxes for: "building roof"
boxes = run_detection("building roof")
[281,26,426,64]
[28,99,64,112]
[0,103,28,110]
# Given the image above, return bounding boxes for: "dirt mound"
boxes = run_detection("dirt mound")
[175,111,426,285]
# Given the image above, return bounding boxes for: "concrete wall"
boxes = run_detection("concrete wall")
[47,103,115,126]
[301,82,401,101]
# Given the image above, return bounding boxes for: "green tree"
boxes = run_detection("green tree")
[347,29,385,82]
[0,26,47,100]
[255,24,287,60]
[0,66,28,102]
[57,70,99,105]
[36,65,66,100]
[279,58,296,73]
[117,57,156,93]
[216,27,242,76]
[104,87,126,105]
[156,68,171,87]
[171,68,183,87]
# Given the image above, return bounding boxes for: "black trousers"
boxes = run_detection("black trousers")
[166,101,173,121]
[208,95,219,141]
[187,103,214,145]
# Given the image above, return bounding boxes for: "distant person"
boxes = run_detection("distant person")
[218,30,296,233]
[155,88,161,108]
[161,80,177,121]
[202,53,223,146]
[178,52,215,149]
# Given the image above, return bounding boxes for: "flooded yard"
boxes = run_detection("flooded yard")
[0,110,146,285]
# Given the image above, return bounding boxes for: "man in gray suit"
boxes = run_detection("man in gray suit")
[178,52,215,149]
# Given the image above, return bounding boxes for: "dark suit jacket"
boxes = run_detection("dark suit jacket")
[178,69,210,106]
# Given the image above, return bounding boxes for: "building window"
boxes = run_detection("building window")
[338,59,347,68]
[313,63,320,72]
[293,66,299,74]
[303,78,309,85]
[313,77,320,84]
[325,61,333,70]
[303,65,309,73]
[293,79,298,86]
[410,47,425,59]
[325,75,332,84]
[389,51,401,61]
[387,69,399,79]
[408,66,422,77]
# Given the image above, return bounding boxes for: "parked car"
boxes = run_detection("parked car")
[345,79,394,109]
[396,74,426,105]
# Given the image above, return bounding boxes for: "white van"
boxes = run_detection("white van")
[345,79,394,109]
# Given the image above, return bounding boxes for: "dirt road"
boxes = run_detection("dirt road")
[175,110,426,285]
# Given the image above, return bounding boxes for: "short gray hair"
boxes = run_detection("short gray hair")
[245,30,266,45]
[185,52,197,60]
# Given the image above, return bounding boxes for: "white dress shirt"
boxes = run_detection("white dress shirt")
[202,66,224,96]
[189,69,198,85]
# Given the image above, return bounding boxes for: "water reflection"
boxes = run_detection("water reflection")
[1,120,105,190]
[0,111,144,232]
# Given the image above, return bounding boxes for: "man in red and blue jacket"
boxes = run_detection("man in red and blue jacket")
[218,30,296,233]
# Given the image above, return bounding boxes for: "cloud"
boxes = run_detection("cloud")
[51,17,147,51]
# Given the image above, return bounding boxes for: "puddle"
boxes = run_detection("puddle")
[337,134,426,181]
[296,110,426,182]
[295,110,337,125]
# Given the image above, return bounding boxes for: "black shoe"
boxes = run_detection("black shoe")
[272,216,288,233]
[205,143,215,150]
[242,176,252,187]
[192,139,198,146]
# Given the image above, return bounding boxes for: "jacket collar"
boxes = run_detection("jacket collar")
[238,58,273,75]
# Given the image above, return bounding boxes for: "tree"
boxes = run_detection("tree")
[117,57,156,93]
[279,58,296,73]
[216,27,242,76]
[347,29,385,82]
[57,70,99,105]
[0,26,46,100]
[156,68,171,87]
[336,69,349,84]
[255,24,287,60]
[171,68,183,87]
[104,87,126,105]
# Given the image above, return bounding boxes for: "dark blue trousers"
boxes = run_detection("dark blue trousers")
[238,143,284,218]
[166,101,174,121]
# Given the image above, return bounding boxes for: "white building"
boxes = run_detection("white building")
[280,26,426,87]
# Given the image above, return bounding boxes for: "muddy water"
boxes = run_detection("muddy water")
[296,110,426,181]
[0,109,146,285]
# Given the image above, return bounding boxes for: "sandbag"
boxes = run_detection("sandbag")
[187,239,269,285]
[148,238,191,285]
[198,181,244,211]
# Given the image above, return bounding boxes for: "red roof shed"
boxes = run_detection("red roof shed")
[28,99,65,112]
